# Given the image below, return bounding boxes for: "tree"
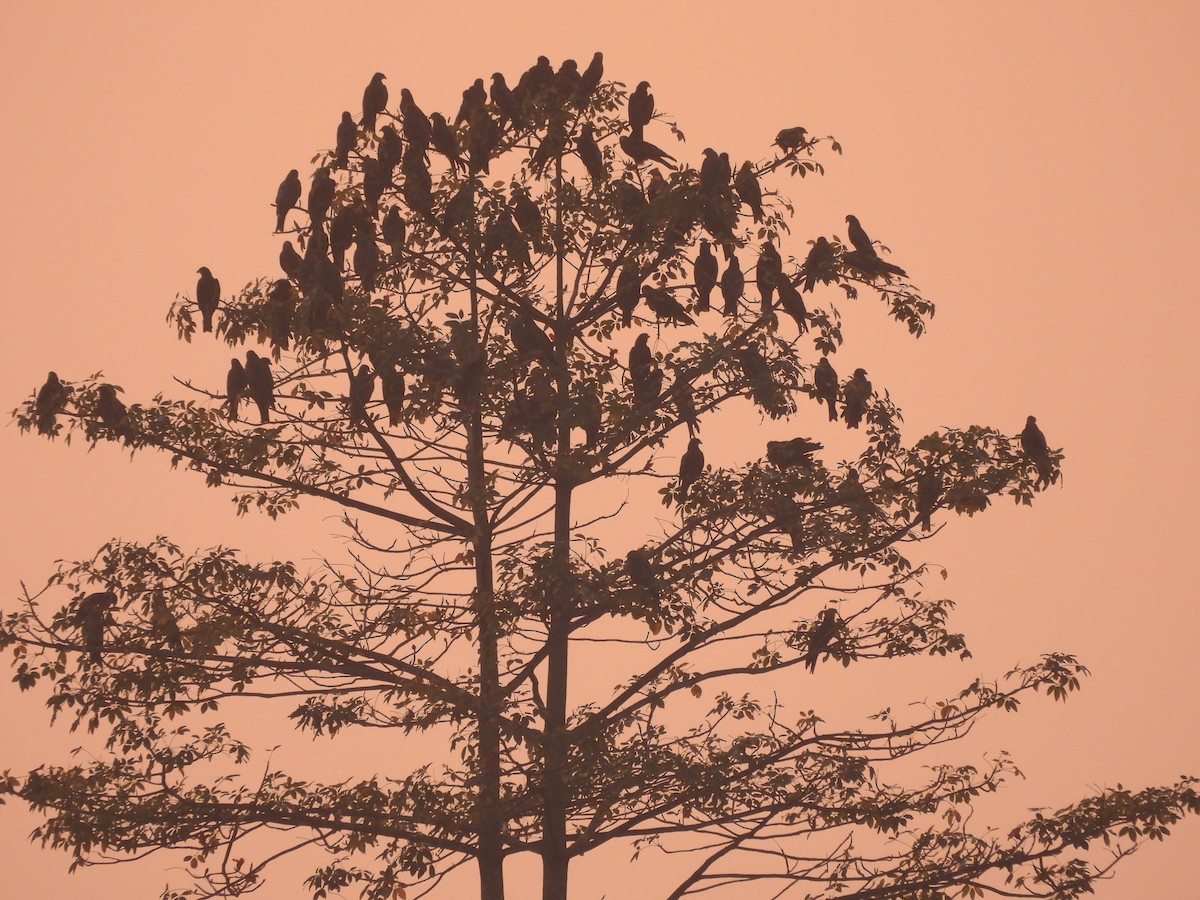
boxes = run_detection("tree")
[5,56,1197,900]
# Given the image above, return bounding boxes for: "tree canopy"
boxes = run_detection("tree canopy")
[6,55,1197,900]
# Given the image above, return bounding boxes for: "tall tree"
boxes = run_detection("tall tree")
[6,59,1197,900]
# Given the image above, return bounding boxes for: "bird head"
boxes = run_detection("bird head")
[845,215,858,225]
[197,266,210,276]
[637,81,651,90]
[854,368,868,377]
[1027,415,1037,425]
[635,333,649,346]
[373,72,386,82]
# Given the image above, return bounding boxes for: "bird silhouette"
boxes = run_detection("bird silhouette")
[776,276,809,333]
[379,367,406,426]
[720,255,744,316]
[576,52,604,105]
[226,358,248,421]
[430,113,466,173]
[399,88,431,152]
[244,351,274,424]
[509,306,557,368]
[1020,416,1055,488]
[349,364,376,426]
[628,81,654,134]
[757,242,782,312]
[274,169,302,232]
[76,591,117,664]
[307,168,336,225]
[382,208,407,259]
[468,109,500,175]
[804,608,841,672]
[34,371,69,435]
[576,122,606,183]
[642,286,694,325]
[775,127,808,152]
[490,73,519,124]
[619,133,676,168]
[766,437,823,469]
[625,548,659,597]
[693,240,718,312]
[150,597,184,651]
[841,368,872,429]
[802,237,837,292]
[734,162,764,222]
[814,357,839,421]
[196,267,220,333]
[677,437,704,501]
[279,241,303,279]
[361,72,388,132]
[333,112,358,169]
[916,464,943,532]
[456,78,487,126]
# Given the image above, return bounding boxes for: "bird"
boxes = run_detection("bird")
[836,469,878,529]
[468,109,500,175]
[196,267,220,333]
[75,591,117,664]
[382,208,407,258]
[379,367,406,426]
[775,127,808,152]
[226,358,248,421]
[150,597,184,651]
[916,464,943,532]
[333,112,358,170]
[802,237,837,292]
[511,189,544,248]
[677,437,704,501]
[699,148,730,198]
[361,72,388,132]
[628,333,659,402]
[804,608,841,672]
[553,59,581,101]
[399,88,431,151]
[456,78,487,125]
[353,224,380,293]
[576,122,606,183]
[845,215,877,256]
[766,437,823,469]
[274,169,302,232]
[490,72,520,124]
[720,255,744,316]
[34,371,69,435]
[625,548,659,596]
[509,306,557,367]
[672,375,699,437]
[348,364,376,426]
[1020,416,1055,488]
[642,286,694,325]
[307,168,336,224]
[613,265,642,326]
[619,133,676,168]
[377,125,403,174]
[734,162,764,222]
[265,279,294,351]
[95,385,133,442]
[574,390,603,445]
[244,351,274,424]
[693,240,718,312]
[531,115,568,177]
[814,357,839,421]
[576,52,604,105]
[329,206,357,271]
[514,56,555,108]
[430,113,466,173]
[776,276,809,334]
[841,368,872,429]
[279,241,303,279]
[628,81,654,134]
[842,249,908,281]
[757,242,783,311]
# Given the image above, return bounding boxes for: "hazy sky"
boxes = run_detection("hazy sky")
[1,3,1197,897]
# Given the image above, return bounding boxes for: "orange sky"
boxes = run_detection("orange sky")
[1,3,1197,897]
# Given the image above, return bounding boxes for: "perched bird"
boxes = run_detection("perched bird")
[150,597,184,651]
[308,168,336,224]
[693,240,718,312]
[382,208,407,259]
[456,78,487,125]
[776,276,809,334]
[430,113,466,173]
[628,333,659,403]
[757,242,783,311]
[244,351,274,424]
[845,214,876,256]
[576,52,604,104]
[509,306,556,367]
[775,126,809,152]
[553,58,581,100]
[490,72,520,124]
[699,148,730,197]
[96,385,133,441]
[615,264,642,326]
[377,125,403,174]
[916,464,943,532]
[511,188,544,248]
[634,365,664,407]
[841,368,872,429]
[265,279,294,351]
[34,371,69,435]
[734,162,764,222]
[814,357,839,421]
[279,241,303,279]
[843,249,907,280]
[642,286,694,325]
[804,608,841,672]
[361,72,388,132]
[576,122,606,183]
[515,56,555,106]
[1020,416,1055,488]
[531,114,568,177]
[720,255,744,316]
[334,112,358,169]
[677,437,705,501]
[766,437,823,469]
[196,267,220,333]
[226,357,248,421]
[349,364,376,426]
[379,367,406,426]
[75,591,117,664]
[625,548,659,596]
[802,236,837,292]
[353,223,380,293]
[628,81,654,134]
[672,374,699,436]
[399,88,431,151]
[274,169,302,232]
[574,389,603,445]
[468,109,500,175]
[836,469,878,528]
[619,133,676,168]
[329,206,357,271]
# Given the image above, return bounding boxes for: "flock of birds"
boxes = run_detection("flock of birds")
[28,55,1057,671]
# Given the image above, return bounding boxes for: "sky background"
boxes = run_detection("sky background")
[1,2,1197,897]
